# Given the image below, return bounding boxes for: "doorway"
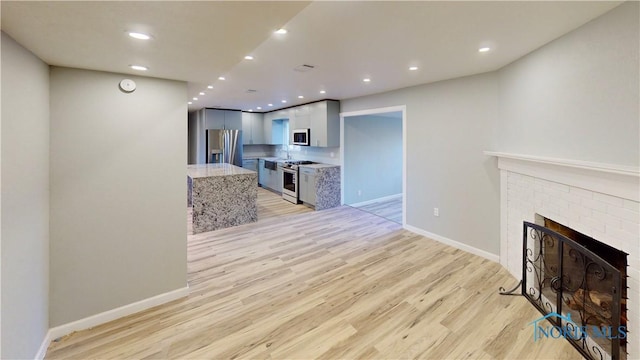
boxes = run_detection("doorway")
[340,106,406,225]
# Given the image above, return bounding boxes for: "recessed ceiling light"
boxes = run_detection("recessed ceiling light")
[320,90,326,94]
[409,66,418,71]
[218,76,225,80]
[207,85,213,89]
[363,78,371,82]
[188,101,192,105]
[248,109,253,112]
[268,103,273,107]
[130,65,148,71]
[282,100,287,103]
[192,97,198,101]
[298,95,304,99]
[244,55,254,60]
[128,32,151,40]
[478,47,491,53]
[199,92,205,95]
[275,28,288,34]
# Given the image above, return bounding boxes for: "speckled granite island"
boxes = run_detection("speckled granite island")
[187,163,257,234]
[299,164,341,210]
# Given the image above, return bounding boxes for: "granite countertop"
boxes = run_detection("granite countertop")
[187,163,256,178]
[299,164,340,169]
[243,157,340,169]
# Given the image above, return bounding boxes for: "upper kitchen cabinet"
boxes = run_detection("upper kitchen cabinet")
[202,108,242,130]
[291,100,340,147]
[263,109,291,145]
[291,104,311,129]
[241,112,264,145]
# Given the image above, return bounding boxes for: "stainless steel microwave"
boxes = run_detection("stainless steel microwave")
[292,128,310,146]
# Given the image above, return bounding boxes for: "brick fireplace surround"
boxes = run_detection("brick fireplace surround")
[487,152,639,359]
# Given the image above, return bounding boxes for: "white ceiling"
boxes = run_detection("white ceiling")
[1,1,622,113]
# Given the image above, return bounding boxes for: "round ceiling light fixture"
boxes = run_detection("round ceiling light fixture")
[130,65,148,71]
[128,32,151,40]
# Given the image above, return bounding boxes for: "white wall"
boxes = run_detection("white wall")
[498,1,639,167]
[344,114,402,204]
[1,32,50,359]
[342,73,501,255]
[49,67,188,326]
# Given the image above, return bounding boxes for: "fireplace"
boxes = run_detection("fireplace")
[522,218,627,360]
[487,151,639,360]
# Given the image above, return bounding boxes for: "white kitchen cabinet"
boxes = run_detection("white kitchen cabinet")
[275,167,283,193]
[242,158,258,172]
[299,166,317,206]
[263,113,272,144]
[258,159,267,186]
[286,100,340,147]
[241,112,264,145]
[263,110,290,145]
[265,168,281,192]
[309,100,340,147]
[224,110,242,130]
[291,104,311,128]
[204,108,225,129]
[203,108,242,130]
[258,159,282,193]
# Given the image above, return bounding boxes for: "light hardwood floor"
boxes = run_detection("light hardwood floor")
[46,191,580,359]
[257,187,314,221]
[352,196,403,224]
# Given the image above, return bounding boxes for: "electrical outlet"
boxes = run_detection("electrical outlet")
[330,152,335,157]
[358,190,362,196]
[434,208,439,217]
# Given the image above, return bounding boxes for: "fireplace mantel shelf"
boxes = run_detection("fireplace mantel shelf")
[486,151,639,204]
[484,151,639,177]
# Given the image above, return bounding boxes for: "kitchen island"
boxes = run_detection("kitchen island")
[299,164,341,210]
[187,163,257,234]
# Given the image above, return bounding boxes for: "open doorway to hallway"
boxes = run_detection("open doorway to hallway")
[341,107,405,224]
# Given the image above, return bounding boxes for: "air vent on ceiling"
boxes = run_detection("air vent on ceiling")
[294,64,315,72]
[246,89,257,93]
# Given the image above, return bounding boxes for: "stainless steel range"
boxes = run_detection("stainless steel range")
[280,160,313,204]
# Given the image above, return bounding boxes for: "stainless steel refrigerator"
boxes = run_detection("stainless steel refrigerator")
[206,129,243,167]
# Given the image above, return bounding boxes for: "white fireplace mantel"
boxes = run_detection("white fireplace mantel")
[485,151,640,202]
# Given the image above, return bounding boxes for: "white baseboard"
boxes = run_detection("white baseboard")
[404,224,499,263]
[35,285,189,360]
[349,193,402,208]
[35,331,53,360]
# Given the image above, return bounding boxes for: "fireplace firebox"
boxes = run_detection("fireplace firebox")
[521,220,628,360]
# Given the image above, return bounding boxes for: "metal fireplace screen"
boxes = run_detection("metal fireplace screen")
[522,221,623,360]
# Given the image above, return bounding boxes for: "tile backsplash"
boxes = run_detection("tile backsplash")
[244,144,340,165]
